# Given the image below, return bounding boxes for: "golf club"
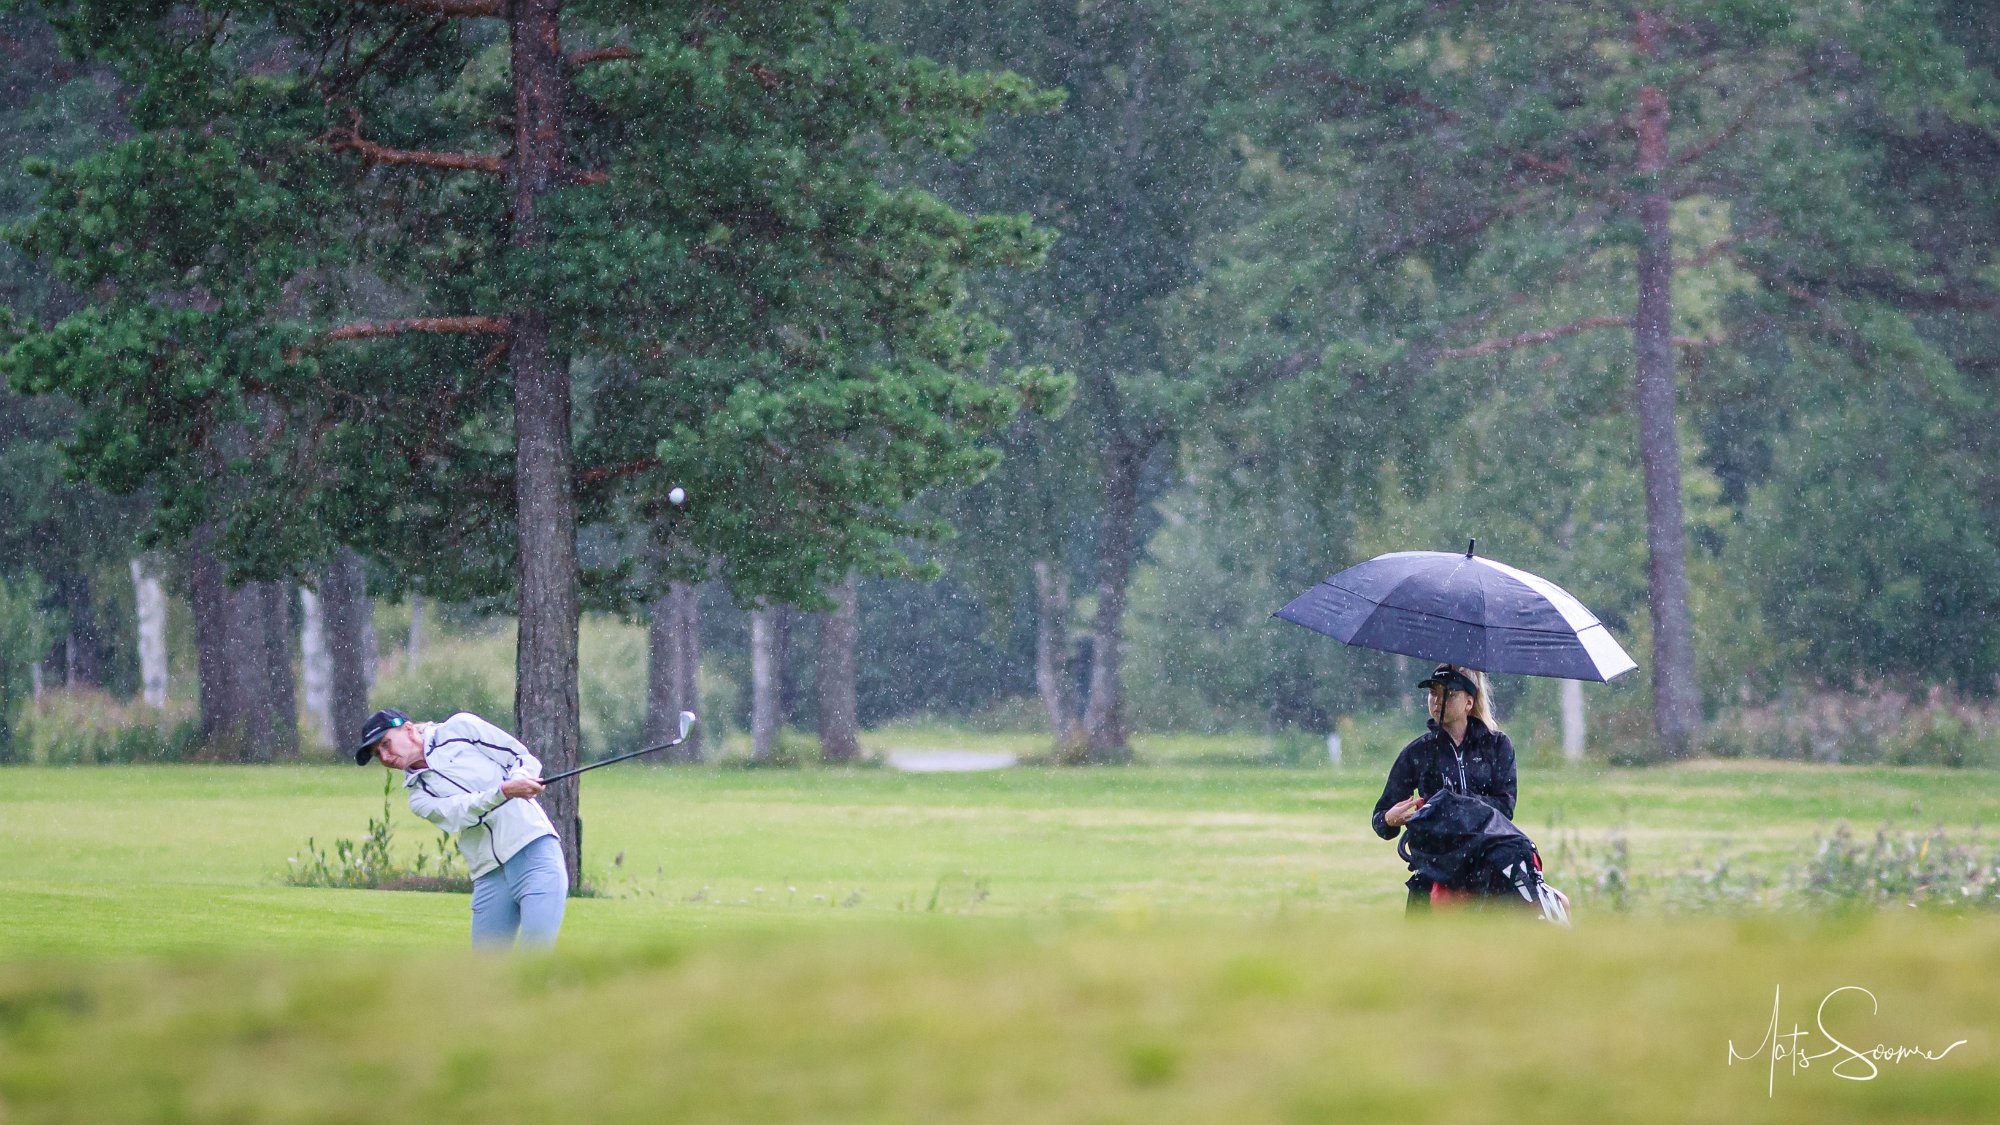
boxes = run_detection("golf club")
[540,711,697,783]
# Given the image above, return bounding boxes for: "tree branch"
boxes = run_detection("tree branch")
[458,456,668,500]
[1672,66,1812,168]
[1671,332,1726,349]
[326,121,506,176]
[1367,190,1555,262]
[284,316,512,360]
[326,120,604,184]
[354,0,503,17]
[1729,253,2000,316]
[577,457,661,486]
[1838,280,2000,313]
[570,46,639,66]
[322,14,447,102]
[1675,219,1780,269]
[325,316,512,342]
[1434,315,1632,360]
[1271,63,1461,123]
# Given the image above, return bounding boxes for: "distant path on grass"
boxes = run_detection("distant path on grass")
[884,750,1019,772]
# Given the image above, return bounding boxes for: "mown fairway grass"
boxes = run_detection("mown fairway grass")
[3,759,1998,1122]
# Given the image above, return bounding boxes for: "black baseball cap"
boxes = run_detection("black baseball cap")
[1417,664,1480,697]
[354,708,412,765]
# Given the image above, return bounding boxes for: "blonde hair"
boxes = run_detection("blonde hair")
[1448,665,1503,734]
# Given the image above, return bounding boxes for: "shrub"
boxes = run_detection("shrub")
[580,616,646,760]
[1799,823,2000,910]
[0,577,49,761]
[1551,822,2000,915]
[285,773,470,893]
[1699,685,2000,767]
[963,694,1051,733]
[11,689,199,765]
[371,650,512,736]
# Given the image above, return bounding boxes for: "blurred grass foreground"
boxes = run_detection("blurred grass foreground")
[3,761,1998,1122]
[1,915,1993,1124]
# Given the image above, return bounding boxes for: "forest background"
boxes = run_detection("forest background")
[1,0,1997,788]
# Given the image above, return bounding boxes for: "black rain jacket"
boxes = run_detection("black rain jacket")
[1370,718,1518,841]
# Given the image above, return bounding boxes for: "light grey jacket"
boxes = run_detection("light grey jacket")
[403,712,557,879]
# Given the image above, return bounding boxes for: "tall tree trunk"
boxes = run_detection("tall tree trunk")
[321,548,373,758]
[1032,559,1081,754]
[299,584,334,749]
[188,526,299,761]
[508,0,583,888]
[251,582,298,762]
[674,583,701,761]
[129,558,167,708]
[189,529,243,754]
[1081,437,1140,763]
[204,576,296,762]
[645,592,674,751]
[1633,10,1701,756]
[56,570,104,688]
[750,606,779,761]
[774,607,797,724]
[645,580,702,762]
[817,576,860,764]
[674,581,702,761]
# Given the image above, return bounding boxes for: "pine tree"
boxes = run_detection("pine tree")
[4,1,1055,878]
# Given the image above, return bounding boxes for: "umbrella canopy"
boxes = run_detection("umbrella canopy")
[1274,548,1637,682]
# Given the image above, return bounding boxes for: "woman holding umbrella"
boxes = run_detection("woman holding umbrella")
[1371,664,1518,912]
[1275,542,1634,915]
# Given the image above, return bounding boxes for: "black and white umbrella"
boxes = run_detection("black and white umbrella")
[1274,543,1637,681]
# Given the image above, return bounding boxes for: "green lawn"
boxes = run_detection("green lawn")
[2,759,1998,1122]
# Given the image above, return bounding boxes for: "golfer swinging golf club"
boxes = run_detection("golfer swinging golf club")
[355,708,567,947]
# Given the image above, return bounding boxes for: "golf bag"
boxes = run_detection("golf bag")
[1397,790,1570,925]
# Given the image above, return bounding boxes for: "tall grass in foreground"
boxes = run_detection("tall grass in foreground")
[1,913,1993,1124]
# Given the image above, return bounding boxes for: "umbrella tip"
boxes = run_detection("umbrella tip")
[1466,538,1476,558]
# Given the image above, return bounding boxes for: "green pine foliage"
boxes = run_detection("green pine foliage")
[1130,0,2000,733]
[3,2,1061,611]
[3,0,1998,743]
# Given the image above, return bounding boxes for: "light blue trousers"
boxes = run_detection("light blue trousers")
[470,834,568,948]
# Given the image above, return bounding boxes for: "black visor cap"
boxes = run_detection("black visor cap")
[354,708,412,765]
[1417,666,1479,697]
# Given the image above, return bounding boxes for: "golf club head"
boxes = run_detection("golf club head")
[678,710,697,741]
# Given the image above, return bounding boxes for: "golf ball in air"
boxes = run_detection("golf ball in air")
[669,487,687,506]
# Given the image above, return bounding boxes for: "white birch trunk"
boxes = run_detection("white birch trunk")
[130,558,168,708]
[750,606,778,761]
[1561,678,1587,763]
[298,586,334,748]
